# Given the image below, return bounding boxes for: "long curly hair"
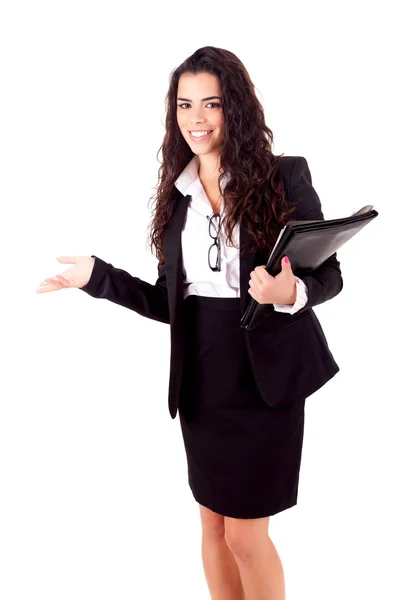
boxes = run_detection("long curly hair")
[147,46,296,266]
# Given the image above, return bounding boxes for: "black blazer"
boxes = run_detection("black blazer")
[80,156,343,419]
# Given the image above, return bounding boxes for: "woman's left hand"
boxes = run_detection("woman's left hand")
[248,256,296,305]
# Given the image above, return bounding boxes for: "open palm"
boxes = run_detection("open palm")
[36,256,95,293]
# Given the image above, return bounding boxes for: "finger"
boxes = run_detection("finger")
[36,281,61,293]
[248,287,259,301]
[57,256,77,264]
[254,265,272,283]
[42,276,63,289]
[56,274,70,286]
[248,278,260,291]
[248,278,258,292]
[250,270,262,284]
[37,277,59,287]
[276,256,293,279]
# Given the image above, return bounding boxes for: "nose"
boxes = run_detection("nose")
[190,111,207,125]
[190,118,207,126]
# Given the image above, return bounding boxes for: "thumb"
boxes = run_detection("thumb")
[57,256,77,264]
[282,255,291,271]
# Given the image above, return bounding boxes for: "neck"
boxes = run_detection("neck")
[197,152,222,181]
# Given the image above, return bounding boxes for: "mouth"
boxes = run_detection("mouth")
[188,130,213,142]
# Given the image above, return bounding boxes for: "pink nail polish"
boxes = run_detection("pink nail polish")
[285,257,289,263]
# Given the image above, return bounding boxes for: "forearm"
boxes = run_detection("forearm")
[79,255,170,324]
[299,253,343,309]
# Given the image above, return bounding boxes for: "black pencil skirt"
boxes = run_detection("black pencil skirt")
[178,295,307,519]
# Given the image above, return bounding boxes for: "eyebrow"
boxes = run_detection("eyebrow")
[177,96,222,102]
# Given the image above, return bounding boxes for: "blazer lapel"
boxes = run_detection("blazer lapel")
[162,188,266,321]
[239,222,259,317]
[162,190,190,325]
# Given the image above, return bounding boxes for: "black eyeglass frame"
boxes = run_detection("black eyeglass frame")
[206,212,222,272]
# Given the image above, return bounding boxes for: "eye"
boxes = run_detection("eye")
[178,103,221,109]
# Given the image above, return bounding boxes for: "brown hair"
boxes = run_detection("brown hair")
[147,45,296,265]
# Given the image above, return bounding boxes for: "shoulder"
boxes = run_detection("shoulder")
[276,155,311,187]
[277,155,323,219]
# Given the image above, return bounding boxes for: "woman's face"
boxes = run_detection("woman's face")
[176,72,224,156]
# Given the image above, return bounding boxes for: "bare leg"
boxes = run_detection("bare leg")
[225,516,285,600]
[199,504,245,600]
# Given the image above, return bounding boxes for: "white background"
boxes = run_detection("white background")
[1,1,399,598]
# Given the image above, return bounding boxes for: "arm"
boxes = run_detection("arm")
[79,255,170,324]
[288,157,344,310]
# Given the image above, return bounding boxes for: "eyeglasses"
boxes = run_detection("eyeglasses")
[206,212,221,272]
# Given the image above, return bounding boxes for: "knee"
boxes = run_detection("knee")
[224,530,255,562]
[199,504,225,539]
[224,517,270,563]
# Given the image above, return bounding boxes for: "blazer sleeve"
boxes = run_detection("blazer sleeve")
[78,255,170,324]
[289,156,344,309]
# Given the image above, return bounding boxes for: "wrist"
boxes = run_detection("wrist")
[287,280,297,304]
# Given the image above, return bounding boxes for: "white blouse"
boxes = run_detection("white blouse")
[174,154,308,314]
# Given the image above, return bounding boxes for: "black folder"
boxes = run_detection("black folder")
[240,205,379,330]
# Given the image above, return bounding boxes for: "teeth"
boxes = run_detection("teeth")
[191,131,211,137]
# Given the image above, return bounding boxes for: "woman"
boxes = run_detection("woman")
[37,46,343,600]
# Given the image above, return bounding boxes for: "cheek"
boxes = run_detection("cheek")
[176,112,186,129]
[215,115,224,131]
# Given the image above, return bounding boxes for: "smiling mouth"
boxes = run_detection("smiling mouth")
[189,130,213,141]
